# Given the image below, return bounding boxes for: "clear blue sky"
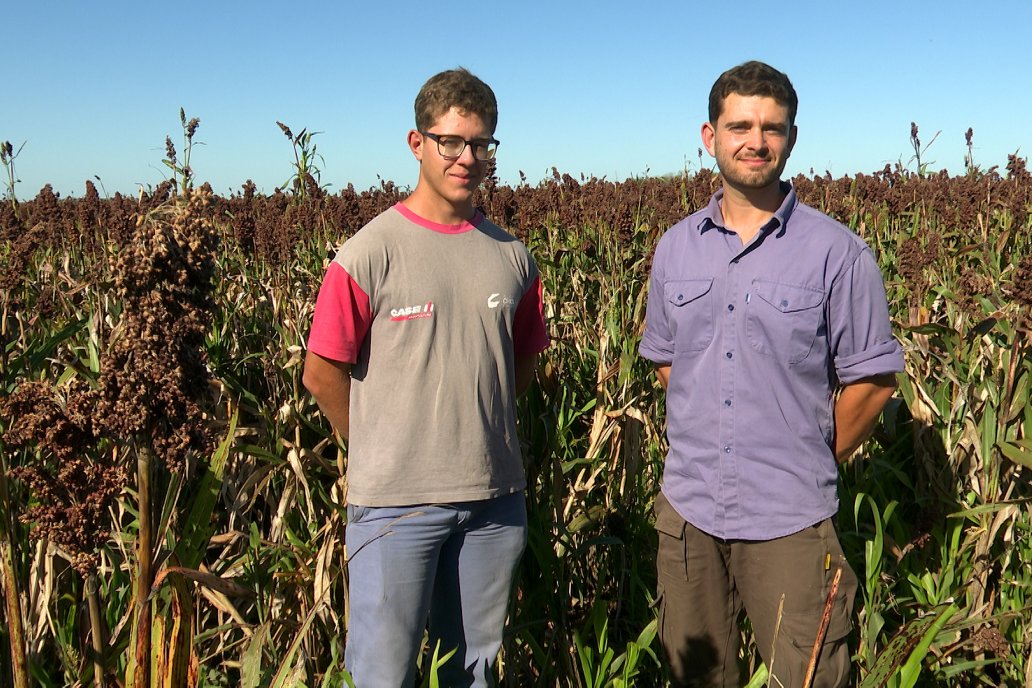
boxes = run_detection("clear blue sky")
[5,1,1030,198]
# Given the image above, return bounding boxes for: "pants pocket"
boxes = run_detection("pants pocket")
[346,503,371,524]
[762,522,857,688]
[654,492,688,584]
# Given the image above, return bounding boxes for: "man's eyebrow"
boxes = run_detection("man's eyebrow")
[721,119,789,131]
[437,134,493,141]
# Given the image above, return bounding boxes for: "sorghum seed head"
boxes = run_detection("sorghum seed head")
[165,136,177,164]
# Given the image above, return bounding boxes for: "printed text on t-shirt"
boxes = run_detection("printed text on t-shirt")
[390,301,434,321]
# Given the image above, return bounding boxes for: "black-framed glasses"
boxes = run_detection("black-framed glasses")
[420,131,500,161]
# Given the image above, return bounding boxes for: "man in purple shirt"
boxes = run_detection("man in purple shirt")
[639,61,904,687]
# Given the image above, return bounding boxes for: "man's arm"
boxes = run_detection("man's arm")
[834,373,898,463]
[654,364,671,390]
[302,350,352,439]
[515,352,539,397]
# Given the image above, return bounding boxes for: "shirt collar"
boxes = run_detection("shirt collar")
[695,181,798,238]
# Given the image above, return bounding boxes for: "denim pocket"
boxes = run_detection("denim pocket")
[346,503,372,524]
[665,278,715,354]
[747,279,825,364]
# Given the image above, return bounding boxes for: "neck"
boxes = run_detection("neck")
[719,180,786,244]
[403,185,474,226]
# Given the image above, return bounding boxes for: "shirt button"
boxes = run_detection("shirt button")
[725,352,733,359]
[724,399,732,406]
[781,299,789,308]
[724,445,732,453]
[728,304,734,311]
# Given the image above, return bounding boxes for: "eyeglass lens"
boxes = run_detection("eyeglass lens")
[436,136,497,161]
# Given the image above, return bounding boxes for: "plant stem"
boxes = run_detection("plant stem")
[134,442,154,688]
[86,572,106,688]
[0,451,29,688]
[0,292,28,688]
[802,566,842,688]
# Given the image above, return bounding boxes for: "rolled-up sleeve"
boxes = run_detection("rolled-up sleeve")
[830,247,904,384]
[640,247,675,364]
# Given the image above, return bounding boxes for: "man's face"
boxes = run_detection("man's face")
[410,106,493,208]
[702,93,797,193]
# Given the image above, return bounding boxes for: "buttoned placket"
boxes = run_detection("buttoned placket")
[713,220,779,534]
[713,228,743,534]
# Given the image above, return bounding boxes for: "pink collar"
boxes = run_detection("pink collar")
[394,202,482,234]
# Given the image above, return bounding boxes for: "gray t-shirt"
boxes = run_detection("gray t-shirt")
[308,204,548,506]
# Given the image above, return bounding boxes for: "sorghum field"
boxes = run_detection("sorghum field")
[1,124,1031,686]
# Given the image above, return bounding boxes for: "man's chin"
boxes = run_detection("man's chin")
[723,170,780,189]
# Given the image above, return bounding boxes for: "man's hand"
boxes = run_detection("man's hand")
[655,364,671,390]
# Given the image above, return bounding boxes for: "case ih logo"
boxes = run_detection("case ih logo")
[390,301,434,321]
[487,293,516,309]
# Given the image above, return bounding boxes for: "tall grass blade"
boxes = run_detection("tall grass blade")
[173,412,238,570]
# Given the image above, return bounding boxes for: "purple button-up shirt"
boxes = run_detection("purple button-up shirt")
[640,183,904,540]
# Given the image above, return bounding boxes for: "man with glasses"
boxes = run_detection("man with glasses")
[304,67,548,686]
[640,61,903,687]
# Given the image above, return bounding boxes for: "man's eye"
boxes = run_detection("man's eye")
[439,137,463,147]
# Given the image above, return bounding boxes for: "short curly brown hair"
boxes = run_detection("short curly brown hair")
[414,67,498,133]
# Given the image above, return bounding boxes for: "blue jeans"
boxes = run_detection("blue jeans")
[344,492,527,687]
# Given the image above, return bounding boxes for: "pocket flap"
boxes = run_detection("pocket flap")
[653,492,685,539]
[665,278,713,307]
[753,280,824,313]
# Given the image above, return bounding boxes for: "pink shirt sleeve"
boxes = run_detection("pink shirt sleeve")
[513,275,549,356]
[307,262,372,363]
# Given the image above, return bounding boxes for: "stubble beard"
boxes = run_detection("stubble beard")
[719,157,782,191]
[713,141,786,191]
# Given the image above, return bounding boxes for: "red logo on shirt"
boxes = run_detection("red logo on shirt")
[390,301,434,321]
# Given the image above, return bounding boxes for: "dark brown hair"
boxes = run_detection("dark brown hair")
[708,61,798,126]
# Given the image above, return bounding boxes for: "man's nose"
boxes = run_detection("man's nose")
[457,142,478,164]
[746,127,767,150]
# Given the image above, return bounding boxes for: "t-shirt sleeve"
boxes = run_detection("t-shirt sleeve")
[513,274,549,356]
[307,261,372,363]
[830,247,904,384]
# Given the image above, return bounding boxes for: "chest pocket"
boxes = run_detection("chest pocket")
[747,280,825,364]
[665,278,715,354]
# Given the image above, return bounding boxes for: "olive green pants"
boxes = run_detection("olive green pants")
[654,492,857,688]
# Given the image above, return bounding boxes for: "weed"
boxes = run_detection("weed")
[276,121,327,205]
[162,108,202,199]
[1,140,25,211]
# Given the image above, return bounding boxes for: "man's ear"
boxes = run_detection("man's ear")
[408,129,424,161]
[701,121,716,157]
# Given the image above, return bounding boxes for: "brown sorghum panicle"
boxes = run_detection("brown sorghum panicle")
[95,188,220,472]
